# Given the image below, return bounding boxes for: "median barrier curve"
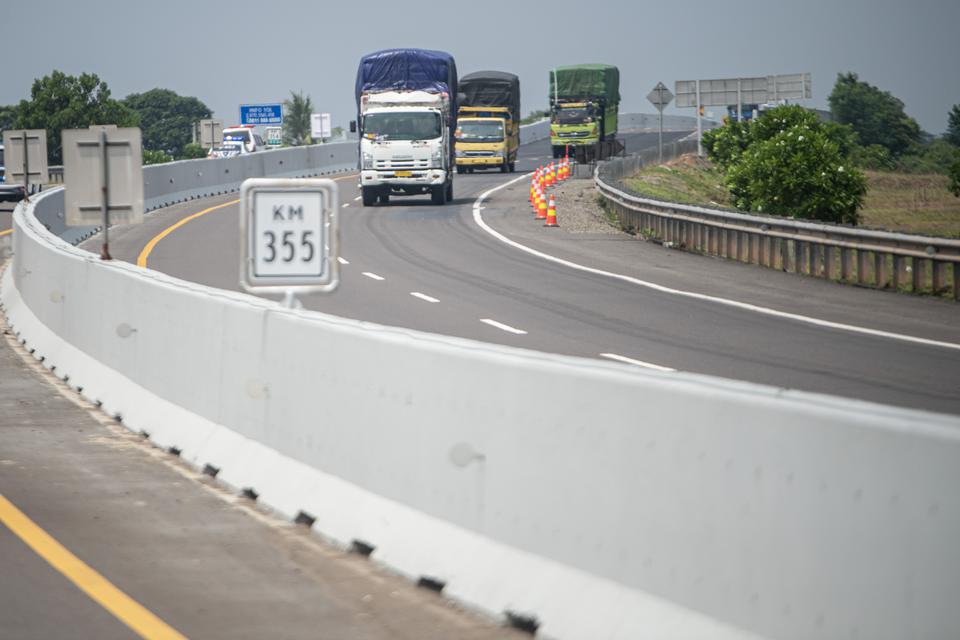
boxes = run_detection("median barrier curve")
[2,128,960,640]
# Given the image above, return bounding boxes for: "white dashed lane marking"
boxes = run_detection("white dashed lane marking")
[480,319,527,335]
[410,292,439,303]
[599,353,676,372]
[338,257,349,265]
[353,196,361,201]
[362,272,385,281]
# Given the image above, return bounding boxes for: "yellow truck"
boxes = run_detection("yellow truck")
[455,71,520,173]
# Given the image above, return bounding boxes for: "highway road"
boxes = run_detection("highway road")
[89,132,960,415]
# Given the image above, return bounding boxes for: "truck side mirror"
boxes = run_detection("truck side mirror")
[349,121,357,133]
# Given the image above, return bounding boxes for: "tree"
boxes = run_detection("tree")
[0,105,16,132]
[946,104,960,147]
[828,72,921,157]
[142,149,172,165]
[949,154,960,197]
[13,71,138,164]
[283,91,313,145]
[123,88,211,158]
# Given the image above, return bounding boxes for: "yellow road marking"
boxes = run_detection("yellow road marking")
[0,493,188,640]
[137,173,357,269]
[0,228,12,237]
[137,200,238,268]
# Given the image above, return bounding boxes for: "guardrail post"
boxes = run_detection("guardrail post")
[912,257,924,293]
[824,246,837,280]
[840,248,852,282]
[793,240,810,274]
[857,250,869,285]
[780,238,790,272]
[931,261,945,294]
[954,264,960,301]
[892,255,903,291]
[875,253,887,288]
[748,234,758,264]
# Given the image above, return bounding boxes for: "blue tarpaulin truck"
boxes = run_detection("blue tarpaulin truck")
[354,49,458,206]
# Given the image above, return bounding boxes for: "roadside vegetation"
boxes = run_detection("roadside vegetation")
[626,73,960,237]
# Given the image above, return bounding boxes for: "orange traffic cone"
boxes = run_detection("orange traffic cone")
[537,192,548,220]
[545,195,558,227]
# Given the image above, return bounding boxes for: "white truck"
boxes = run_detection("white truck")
[353,49,458,206]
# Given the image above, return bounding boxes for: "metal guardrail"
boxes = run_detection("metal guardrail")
[48,166,63,184]
[596,142,960,301]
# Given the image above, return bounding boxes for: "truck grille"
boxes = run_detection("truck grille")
[376,157,430,170]
[464,151,494,157]
[558,131,590,138]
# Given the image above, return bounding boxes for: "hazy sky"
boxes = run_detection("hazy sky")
[5,0,958,133]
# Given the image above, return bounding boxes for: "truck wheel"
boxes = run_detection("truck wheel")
[445,180,453,202]
[456,166,465,175]
[509,162,516,173]
[361,187,377,207]
[552,146,561,159]
[379,193,390,204]
[431,184,446,205]
[500,159,509,173]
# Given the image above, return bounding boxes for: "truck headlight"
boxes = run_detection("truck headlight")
[591,125,599,136]
[455,148,464,158]
[362,152,373,170]
[494,148,505,157]
[431,149,442,166]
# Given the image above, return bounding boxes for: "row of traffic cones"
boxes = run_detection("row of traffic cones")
[528,154,572,227]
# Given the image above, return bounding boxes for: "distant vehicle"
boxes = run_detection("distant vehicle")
[221,125,265,153]
[353,48,457,206]
[549,64,620,158]
[456,71,520,174]
[0,142,5,182]
[207,143,244,159]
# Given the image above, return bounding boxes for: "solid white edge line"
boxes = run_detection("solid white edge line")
[342,203,350,208]
[362,272,385,281]
[472,173,960,353]
[480,318,527,335]
[353,196,361,201]
[410,292,439,303]
[600,353,677,372]
[338,257,349,265]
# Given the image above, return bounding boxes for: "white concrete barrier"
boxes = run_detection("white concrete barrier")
[4,185,960,640]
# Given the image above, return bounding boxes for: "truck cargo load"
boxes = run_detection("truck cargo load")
[548,64,620,104]
[460,71,521,121]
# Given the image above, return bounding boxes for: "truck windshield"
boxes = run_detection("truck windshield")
[363,112,441,141]
[456,121,504,143]
[554,107,595,125]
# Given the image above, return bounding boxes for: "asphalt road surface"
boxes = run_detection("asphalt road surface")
[89,132,960,415]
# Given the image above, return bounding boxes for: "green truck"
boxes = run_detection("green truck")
[549,64,620,158]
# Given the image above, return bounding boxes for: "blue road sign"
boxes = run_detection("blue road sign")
[240,103,283,126]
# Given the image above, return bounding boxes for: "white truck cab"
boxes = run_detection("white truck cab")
[358,90,454,206]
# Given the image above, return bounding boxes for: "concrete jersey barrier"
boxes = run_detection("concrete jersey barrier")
[3,131,959,639]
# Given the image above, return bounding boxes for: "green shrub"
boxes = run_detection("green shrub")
[142,149,172,165]
[725,124,866,224]
[179,142,206,160]
[851,144,896,171]
[896,139,957,175]
[702,120,750,170]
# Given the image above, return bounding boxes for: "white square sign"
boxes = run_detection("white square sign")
[240,178,339,293]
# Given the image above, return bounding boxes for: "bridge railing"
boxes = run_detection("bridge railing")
[597,145,960,301]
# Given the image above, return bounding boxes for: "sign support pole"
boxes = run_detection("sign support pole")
[21,131,30,203]
[100,130,112,261]
[695,80,703,157]
[657,86,664,164]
